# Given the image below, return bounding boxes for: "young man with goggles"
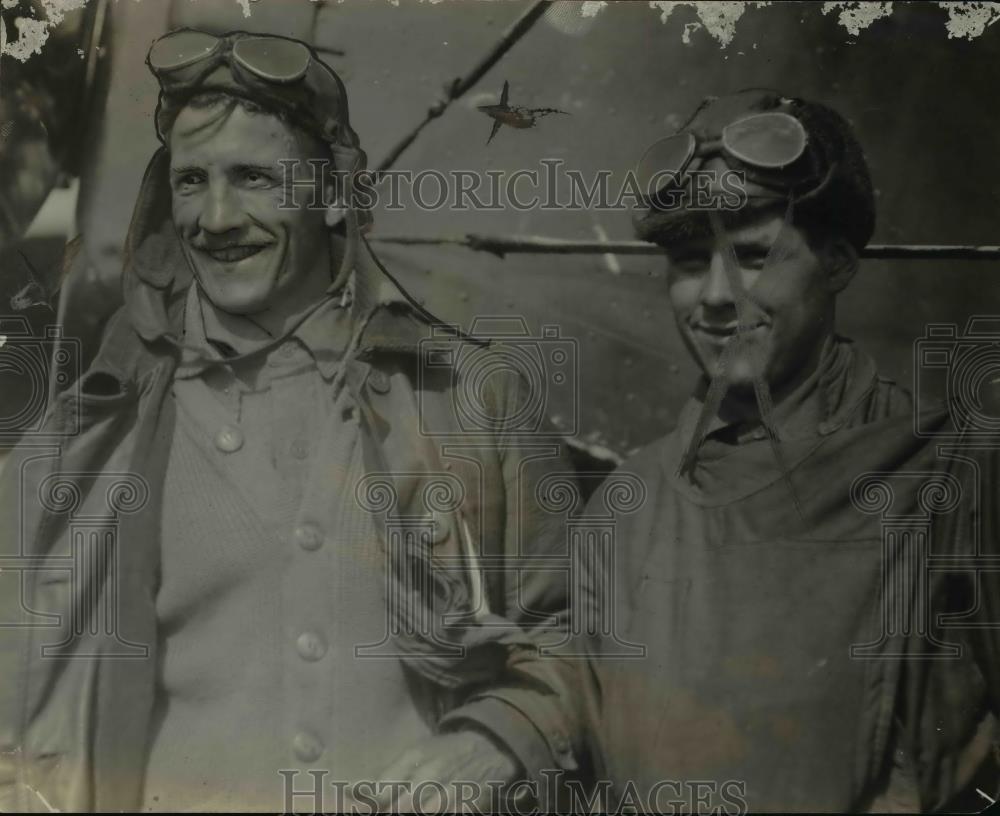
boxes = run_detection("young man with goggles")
[0,30,596,813]
[585,88,1000,813]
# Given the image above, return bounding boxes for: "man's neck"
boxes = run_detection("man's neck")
[712,333,837,433]
[245,275,331,339]
[201,235,345,351]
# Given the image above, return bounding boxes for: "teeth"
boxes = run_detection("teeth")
[206,246,263,262]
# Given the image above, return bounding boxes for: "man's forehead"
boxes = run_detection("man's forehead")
[169,102,299,164]
[668,209,792,249]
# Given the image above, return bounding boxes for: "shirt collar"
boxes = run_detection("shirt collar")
[175,277,354,382]
[676,335,861,451]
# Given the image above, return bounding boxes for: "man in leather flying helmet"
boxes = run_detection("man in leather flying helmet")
[586,89,1000,813]
[0,30,595,812]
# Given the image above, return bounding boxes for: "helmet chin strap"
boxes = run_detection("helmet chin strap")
[678,203,805,520]
[325,199,348,229]
[328,202,357,294]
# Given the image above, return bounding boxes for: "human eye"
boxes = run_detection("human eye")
[239,167,276,188]
[172,168,206,191]
[735,245,770,270]
[668,248,711,273]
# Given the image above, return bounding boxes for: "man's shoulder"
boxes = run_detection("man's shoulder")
[75,303,173,396]
[861,372,915,423]
[356,298,483,358]
[618,434,675,476]
[582,434,673,514]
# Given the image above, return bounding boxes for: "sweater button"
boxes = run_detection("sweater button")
[292,731,324,763]
[424,511,451,545]
[294,524,324,551]
[214,425,244,453]
[368,370,391,394]
[296,631,328,661]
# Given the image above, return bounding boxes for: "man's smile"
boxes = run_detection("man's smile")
[691,320,769,343]
[197,244,270,263]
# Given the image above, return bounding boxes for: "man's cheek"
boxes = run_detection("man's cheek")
[172,202,202,235]
[668,282,699,316]
[245,190,288,221]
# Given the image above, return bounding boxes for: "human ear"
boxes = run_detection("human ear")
[821,237,859,294]
[322,163,347,228]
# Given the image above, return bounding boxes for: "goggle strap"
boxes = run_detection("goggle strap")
[761,197,797,270]
[677,349,731,479]
[711,208,805,516]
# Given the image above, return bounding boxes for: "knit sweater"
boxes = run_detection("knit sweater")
[141,287,433,811]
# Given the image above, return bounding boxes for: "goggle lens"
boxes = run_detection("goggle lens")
[232,37,311,83]
[149,30,220,72]
[634,132,696,200]
[722,112,807,169]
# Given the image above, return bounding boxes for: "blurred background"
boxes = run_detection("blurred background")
[2,0,999,461]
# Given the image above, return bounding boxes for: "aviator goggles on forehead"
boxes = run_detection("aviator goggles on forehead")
[635,111,810,203]
[146,28,363,167]
[148,29,319,87]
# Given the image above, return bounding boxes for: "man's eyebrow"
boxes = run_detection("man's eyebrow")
[232,163,277,174]
[170,165,204,176]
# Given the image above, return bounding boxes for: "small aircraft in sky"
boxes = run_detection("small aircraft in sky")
[477,80,569,144]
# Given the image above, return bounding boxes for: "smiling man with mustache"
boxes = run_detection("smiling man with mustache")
[585,90,1000,813]
[0,31,594,813]
[168,95,333,328]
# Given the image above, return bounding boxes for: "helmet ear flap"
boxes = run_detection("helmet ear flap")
[329,142,373,232]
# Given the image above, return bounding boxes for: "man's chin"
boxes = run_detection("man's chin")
[699,352,769,390]
[196,278,273,315]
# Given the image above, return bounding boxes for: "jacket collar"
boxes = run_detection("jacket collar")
[174,280,355,381]
[674,335,878,455]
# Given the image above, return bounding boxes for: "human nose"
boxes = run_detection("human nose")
[700,251,735,308]
[198,180,242,234]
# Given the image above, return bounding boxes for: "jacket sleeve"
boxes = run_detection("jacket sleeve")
[436,365,601,805]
